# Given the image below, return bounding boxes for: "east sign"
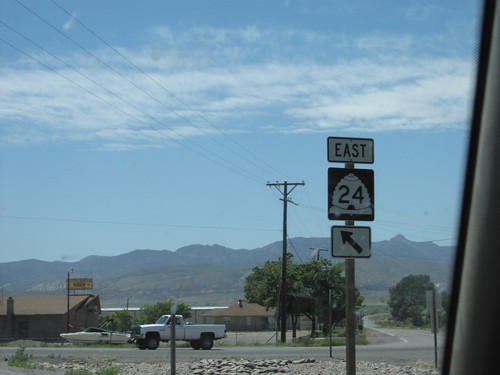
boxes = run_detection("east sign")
[327,136,374,164]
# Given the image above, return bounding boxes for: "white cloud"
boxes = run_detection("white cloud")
[285,59,473,133]
[0,26,476,149]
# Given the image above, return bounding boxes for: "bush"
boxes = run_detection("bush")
[388,274,435,327]
[7,346,36,369]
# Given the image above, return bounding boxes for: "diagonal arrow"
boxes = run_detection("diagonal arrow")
[340,230,363,254]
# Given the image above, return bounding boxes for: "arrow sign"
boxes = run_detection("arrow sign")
[341,231,363,254]
[331,226,371,258]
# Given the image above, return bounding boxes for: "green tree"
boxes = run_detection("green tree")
[244,255,364,335]
[298,259,363,334]
[388,274,435,326]
[137,299,191,324]
[244,258,283,308]
[99,310,133,332]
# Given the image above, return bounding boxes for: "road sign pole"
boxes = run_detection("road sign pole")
[345,220,356,375]
[432,288,438,368]
[328,139,374,375]
[329,288,333,358]
[345,257,356,375]
[426,288,440,368]
[170,307,176,375]
[344,160,356,375]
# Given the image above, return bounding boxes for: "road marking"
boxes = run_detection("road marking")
[368,326,410,343]
[369,327,394,336]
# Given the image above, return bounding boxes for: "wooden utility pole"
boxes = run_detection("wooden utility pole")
[267,181,305,343]
[66,269,73,333]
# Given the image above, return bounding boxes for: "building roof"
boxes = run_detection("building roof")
[200,301,275,317]
[0,294,99,316]
[101,307,140,312]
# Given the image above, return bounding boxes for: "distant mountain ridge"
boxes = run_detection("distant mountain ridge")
[0,235,455,307]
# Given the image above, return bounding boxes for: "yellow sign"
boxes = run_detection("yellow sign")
[67,278,93,290]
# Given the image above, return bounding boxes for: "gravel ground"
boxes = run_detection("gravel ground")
[2,356,439,375]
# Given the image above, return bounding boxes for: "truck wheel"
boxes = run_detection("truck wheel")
[146,335,160,350]
[190,340,201,350]
[136,339,147,350]
[200,336,214,350]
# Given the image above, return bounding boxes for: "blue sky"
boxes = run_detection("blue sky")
[0,0,481,262]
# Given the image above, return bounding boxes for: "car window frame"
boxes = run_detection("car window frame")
[441,0,500,373]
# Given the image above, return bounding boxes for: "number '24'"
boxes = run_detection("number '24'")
[338,185,364,204]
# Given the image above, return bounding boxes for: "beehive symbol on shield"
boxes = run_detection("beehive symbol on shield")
[328,168,374,221]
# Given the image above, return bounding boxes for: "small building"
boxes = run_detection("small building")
[0,294,101,341]
[190,306,228,324]
[100,307,140,322]
[200,300,276,331]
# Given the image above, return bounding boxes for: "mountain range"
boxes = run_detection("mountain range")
[0,235,455,308]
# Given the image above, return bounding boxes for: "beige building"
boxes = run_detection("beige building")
[200,300,276,331]
[0,294,101,341]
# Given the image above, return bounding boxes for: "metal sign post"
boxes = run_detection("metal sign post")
[329,289,333,358]
[426,289,442,368]
[432,290,438,369]
[345,236,356,375]
[170,307,177,375]
[327,137,374,375]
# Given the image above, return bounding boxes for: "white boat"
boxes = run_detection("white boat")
[60,327,131,344]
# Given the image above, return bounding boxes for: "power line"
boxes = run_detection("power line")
[286,234,304,264]
[303,186,322,234]
[49,0,289,182]
[9,3,264,180]
[13,0,288,183]
[0,21,266,183]
[295,198,456,235]
[0,215,281,233]
[0,35,263,184]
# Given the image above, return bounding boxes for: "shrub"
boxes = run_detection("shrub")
[7,346,36,369]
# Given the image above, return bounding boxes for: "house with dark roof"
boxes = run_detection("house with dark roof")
[200,300,276,331]
[0,294,101,341]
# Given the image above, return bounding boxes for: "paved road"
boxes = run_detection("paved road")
[360,315,444,366]
[0,318,445,368]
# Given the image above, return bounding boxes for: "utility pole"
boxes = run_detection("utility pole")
[267,181,305,343]
[66,268,73,333]
[310,247,328,260]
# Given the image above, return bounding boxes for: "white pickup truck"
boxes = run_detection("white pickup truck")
[130,314,226,350]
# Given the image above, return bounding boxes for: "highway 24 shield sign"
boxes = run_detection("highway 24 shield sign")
[328,168,374,221]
